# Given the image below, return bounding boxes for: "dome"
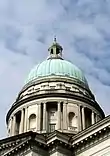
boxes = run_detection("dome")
[25,38,88,86]
[25,58,88,86]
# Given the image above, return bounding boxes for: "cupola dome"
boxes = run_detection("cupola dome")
[25,38,88,87]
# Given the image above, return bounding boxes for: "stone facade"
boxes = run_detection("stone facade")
[6,76,104,137]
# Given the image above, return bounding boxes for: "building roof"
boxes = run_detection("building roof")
[25,59,88,86]
[1,116,110,155]
[25,39,88,87]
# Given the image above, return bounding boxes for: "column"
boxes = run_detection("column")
[96,114,99,122]
[19,109,24,134]
[82,107,85,130]
[91,112,95,125]
[43,103,46,131]
[57,102,61,129]
[37,104,41,131]
[12,115,16,136]
[63,103,67,130]
[24,107,28,132]
[10,118,13,136]
[78,106,82,131]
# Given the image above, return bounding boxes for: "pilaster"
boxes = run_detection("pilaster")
[57,102,61,130]
[19,109,24,134]
[37,103,41,131]
[63,102,67,130]
[43,102,46,131]
[78,105,82,131]
[82,107,85,130]
[92,111,95,125]
[24,107,28,132]
[12,115,16,136]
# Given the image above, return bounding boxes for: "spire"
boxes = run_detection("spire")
[48,37,63,59]
[54,36,57,42]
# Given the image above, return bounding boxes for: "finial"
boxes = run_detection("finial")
[48,36,63,59]
[54,36,57,43]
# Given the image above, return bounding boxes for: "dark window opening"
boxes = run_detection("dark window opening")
[85,108,92,128]
[68,112,75,127]
[56,48,60,54]
[16,111,21,135]
[51,49,53,54]
[41,103,43,131]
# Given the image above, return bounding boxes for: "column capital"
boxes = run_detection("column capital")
[82,106,86,109]
[57,101,61,104]
[63,102,68,105]
[37,103,41,105]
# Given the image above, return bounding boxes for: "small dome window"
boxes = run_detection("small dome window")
[56,48,60,54]
[51,49,53,54]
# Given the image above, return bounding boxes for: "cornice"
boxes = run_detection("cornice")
[67,115,110,155]
[70,115,110,143]
[73,126,110,155]
[0,131,73,156]
[22,76,89,92]
[0,126,110,155]
[46,130,70,144]
[6,91,104,123]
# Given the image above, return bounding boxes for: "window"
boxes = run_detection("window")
[56,48,60,54]
[49,124,55,132]
[50,111,55,116]
[68,112,75,127]
[29,114,36,130]
[51,49,53,54]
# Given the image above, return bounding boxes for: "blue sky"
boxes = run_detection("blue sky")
[0,0,110,138]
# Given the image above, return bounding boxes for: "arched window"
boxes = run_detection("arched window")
[29,114,36,130]
[68,112,75,127]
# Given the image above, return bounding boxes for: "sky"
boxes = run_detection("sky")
[0,0,110,138]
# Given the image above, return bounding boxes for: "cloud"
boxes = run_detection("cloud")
[0,0,110,138]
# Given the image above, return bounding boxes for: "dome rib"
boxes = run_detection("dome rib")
[25,58,88,86]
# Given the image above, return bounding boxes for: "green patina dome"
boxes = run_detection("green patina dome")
[25,38,88,86]
[25,59,88,85]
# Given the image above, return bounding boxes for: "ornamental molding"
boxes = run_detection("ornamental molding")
[70,115,110,154]
[0,131,73,156]
[22,76,89,92]
[71,115,110,143]
[74,126,110,155]
[18,82,92,101]
[6,91,104,123]
[0,123,110,156]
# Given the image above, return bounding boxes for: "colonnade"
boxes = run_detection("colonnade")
[10,102,68,136]
[80,106,97,130]
[9,103,99,136]
[10,107,28,136]
[37,102,68,132]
